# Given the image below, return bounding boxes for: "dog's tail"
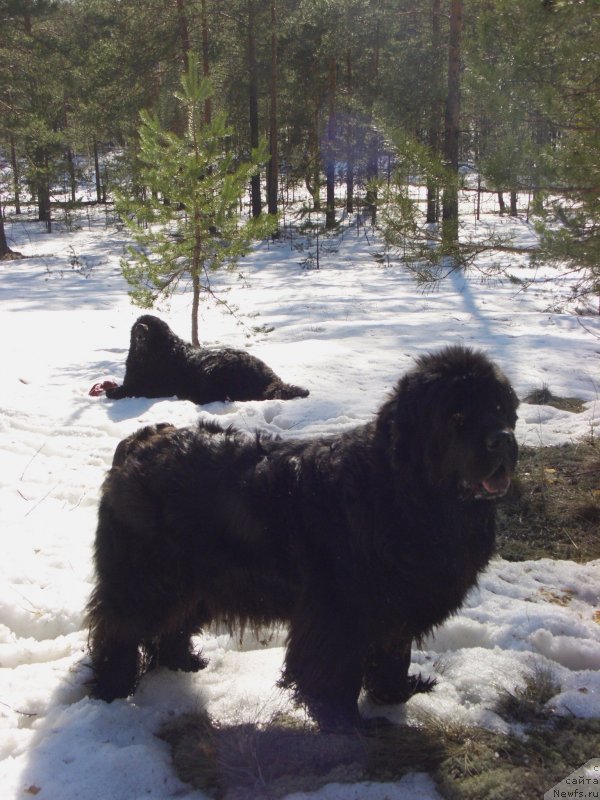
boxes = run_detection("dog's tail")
[264,381,309,400]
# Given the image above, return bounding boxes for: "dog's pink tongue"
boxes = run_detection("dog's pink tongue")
[483,471,511,495]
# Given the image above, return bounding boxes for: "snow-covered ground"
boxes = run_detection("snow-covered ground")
[0,198,599,800]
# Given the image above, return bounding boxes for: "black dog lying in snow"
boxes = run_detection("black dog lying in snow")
[87,345,519,730]
[89,314,309,403]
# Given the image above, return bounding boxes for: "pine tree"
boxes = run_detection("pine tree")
[117,62,276,345]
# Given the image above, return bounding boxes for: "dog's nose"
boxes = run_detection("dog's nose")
[486,429,513,452]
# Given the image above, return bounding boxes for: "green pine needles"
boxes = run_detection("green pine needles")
[117,62,277,344]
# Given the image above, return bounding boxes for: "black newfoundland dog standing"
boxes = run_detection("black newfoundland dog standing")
[90,314,309,403]
[87,345,519,730]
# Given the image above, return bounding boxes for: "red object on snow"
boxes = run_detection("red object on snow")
[89,380,119,397]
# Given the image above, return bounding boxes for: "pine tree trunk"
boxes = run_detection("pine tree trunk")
[201,0,212,124]
[67,148,76,203]
[306,109,321,212]
[37,149,51,231]
[325,58,337,230]
[366,16,380,225]
[176,0,190,68]
[426,0,442,224]
[10,137,21,214]
[94,140,102,204]
[248,0,262,218]
[266,0,279,220]
[441,0,463,249]
[0,207,15,258]
[191,273,201,346]
[510,189,518,216]
[174,0,191,137]
[345,48,354,215]
[191,213,202,346]
[498,191,506,213]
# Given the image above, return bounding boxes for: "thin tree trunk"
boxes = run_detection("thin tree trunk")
[498,191,506,214]
[510,189,518,216]
[426,0,442,224]
[366,15,380,225]
[248,0,262,217]
[306,109,321,211]
[266,0,279,219]
[345,48,354,214]
[10,137,21,214]
[325,58,337,229]
[94,140,102,203]
[201,0,212,124]
[0,207,18,258]
[174,0,192,138]
[37,148,51,230]
[67,148,76,203]
[176,0,190,68]
[191,212,202,346]
[38,181,51,229]
[441,0,463,248]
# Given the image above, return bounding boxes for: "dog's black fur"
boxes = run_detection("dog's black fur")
[105,314,309,403]
[87,346,519,730]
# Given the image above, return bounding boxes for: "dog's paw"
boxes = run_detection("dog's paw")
[366,672,437,706]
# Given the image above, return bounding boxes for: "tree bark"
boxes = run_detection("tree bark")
[191,211,202,346]
[266,0,279,219]
[441,0,463,247]
[67,147,76,204]
[306,109,321,211]
[426,0,442,224]
[36,148,51,231]
[345,48,354,214]
[10,137,21,214]
[175,0,190,69]
[366,15,380,225]
[325,57,337,229]
[201,0,212,124]
[94,140,102,203]
[248,0,262,217]
[0,208,15,258]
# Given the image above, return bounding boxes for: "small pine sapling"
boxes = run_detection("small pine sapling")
[117,62,277,344]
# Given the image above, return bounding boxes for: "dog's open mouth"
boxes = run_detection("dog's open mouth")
[461,465,512,501]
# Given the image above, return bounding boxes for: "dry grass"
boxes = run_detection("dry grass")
[161,693,600,800]
[497,438,600,562]
[522,386,587,414]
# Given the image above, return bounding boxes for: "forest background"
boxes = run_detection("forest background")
[1,0,599,313]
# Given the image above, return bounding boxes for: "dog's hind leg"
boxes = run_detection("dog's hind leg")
[88,632,141,702]
[87,593,147,701]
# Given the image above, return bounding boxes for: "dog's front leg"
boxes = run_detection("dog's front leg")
[279,604,365,731]
[363,634,435,706]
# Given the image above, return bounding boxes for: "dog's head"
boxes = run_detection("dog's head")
[129,315,176,356]
[385,346,519,500]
